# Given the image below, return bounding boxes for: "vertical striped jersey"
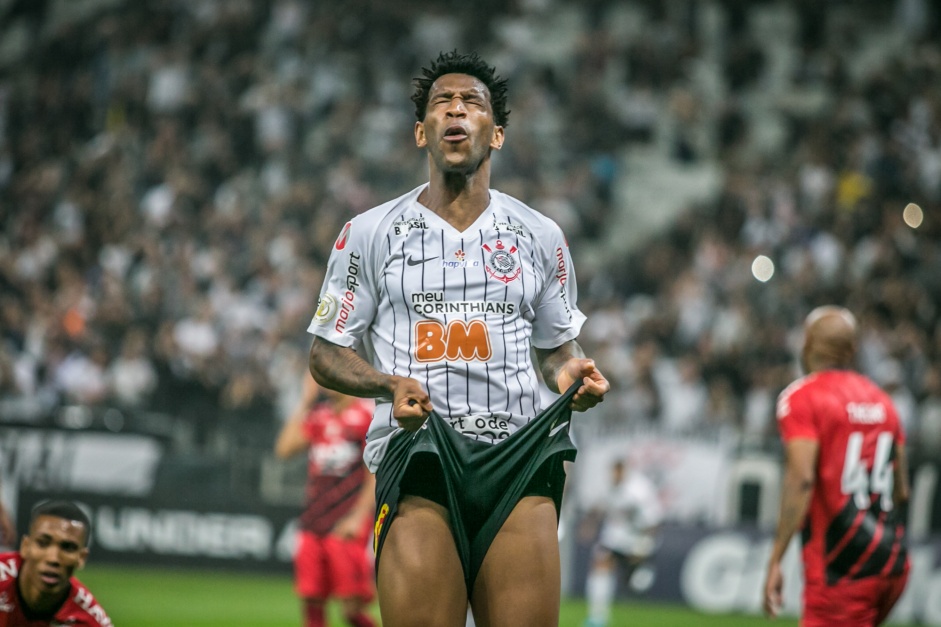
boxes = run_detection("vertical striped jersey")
[776,369,908,587]
[308,184,586,471]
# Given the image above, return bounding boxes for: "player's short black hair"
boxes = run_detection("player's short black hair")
[30,500,92,545]
[412,50,510,127]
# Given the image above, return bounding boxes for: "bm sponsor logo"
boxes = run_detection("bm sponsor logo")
[414,320,492,363]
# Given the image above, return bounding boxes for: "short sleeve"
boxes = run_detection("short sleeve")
[530,225,586,349]
[307,219,379,347]
[776,385,818,442]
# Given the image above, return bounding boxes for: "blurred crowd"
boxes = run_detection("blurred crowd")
[1,0,940,461]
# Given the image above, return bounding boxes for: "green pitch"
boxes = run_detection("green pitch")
[77,565,912,626]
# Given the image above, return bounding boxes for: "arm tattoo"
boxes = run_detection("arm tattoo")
[309,337,394,398]
[534,339,585,393]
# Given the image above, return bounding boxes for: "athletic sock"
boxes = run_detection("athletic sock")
[586,568,616,626]
[304,599,326,627]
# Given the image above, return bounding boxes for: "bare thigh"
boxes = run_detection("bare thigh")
[377,495,468,627]
[471,495,561,627]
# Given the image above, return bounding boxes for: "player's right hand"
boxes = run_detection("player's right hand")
[390,376,433,431]
[763,561,783,618]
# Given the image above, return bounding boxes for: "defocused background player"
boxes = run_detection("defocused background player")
[0,500,112,627]
[275,373,376,627]
[583,458,662,627]
[764,306,910,626]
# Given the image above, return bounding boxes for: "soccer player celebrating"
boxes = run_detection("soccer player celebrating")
[275,373,377,627]
[308,50,609,626]
[0,500,112,626]
[763,306,910,626]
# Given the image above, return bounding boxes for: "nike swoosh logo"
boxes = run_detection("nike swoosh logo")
[549,421,570,437]
[406,255,438,266]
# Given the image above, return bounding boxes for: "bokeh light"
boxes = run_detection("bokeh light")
[903,202,924,229]
[751,255,774,282]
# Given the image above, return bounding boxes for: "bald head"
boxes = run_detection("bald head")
[801,306,858,373]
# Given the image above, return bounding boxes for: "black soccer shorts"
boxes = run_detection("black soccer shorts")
[372,383,579,594]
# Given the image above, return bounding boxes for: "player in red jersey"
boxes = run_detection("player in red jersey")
[275,373,377,627]
[0,500,112,626]
[763,306,910,626]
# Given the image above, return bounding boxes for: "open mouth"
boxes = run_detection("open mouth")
[443,125,468,142]
[39,571,61,587]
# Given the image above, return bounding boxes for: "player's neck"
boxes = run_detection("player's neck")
[421,167,492,231]
[17,573,67,618]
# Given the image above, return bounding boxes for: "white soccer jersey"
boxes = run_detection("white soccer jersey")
[599,472,663,558]
[308,184,586,471]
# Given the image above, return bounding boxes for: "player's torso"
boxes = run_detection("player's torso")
[306,402,370,477]
[808,372,900,516]
[366,196,560,429]
[799,372,907,585]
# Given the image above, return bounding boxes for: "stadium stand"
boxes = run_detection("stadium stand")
[1,0,940,526]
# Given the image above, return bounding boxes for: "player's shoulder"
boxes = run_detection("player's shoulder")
[349,185,426,232]
[60,578,113,626]
[490,189,565,239]
[777,372,820,404]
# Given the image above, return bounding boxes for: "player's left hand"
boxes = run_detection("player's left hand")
[557,358,609,412]
[763,561,783,618]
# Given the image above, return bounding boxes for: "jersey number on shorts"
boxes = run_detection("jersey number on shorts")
[414,320,492,362]
[840,431,894,511]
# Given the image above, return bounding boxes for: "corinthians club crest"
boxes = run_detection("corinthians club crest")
[481,239,521,284]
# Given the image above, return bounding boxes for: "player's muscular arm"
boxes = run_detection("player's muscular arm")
[534,339,609,411]
[309,337,432,430]
[764,437,818,617]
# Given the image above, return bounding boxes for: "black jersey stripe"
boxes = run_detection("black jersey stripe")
[478,229,492,414]
[304,484,360,523]
[495,225,525,416]
[520,227,539,422]
[824,503,865,562]
[479,229,508,414]
[826,499,875,583]
[825,497,907,584]
[438,228,453,417]
[884,519,908,576]
[460,236,472,416]
[382,229,397,430]
[849,511,899,579]
[514,223,539,418]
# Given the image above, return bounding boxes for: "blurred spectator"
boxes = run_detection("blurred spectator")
[107,327,158,408]
[0,0,938,469]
